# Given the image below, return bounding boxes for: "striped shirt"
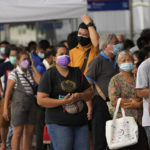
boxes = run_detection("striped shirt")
[8,66,34,95]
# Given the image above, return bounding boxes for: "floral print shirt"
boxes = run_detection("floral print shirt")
[108,72,143,125]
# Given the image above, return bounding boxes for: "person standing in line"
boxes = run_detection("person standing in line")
[86,33,123,150]
[31,40,50,67]
[0,45,19,150]
[136,57,150,149]
[3,51,41,150]
[37,46,93,150]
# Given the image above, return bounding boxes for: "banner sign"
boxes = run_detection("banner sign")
[88,0,129,11]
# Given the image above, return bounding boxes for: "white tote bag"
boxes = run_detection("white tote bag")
[106,98,138,149]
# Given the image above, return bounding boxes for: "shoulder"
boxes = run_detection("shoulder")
[139,58,150,71]
[69,44,82,54]
[89,54,103,65]
[37,64,44,70]
[110,73,122,82]
[68,66,81,72]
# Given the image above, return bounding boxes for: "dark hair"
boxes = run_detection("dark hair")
[17,51,29,60]
[124,39,135,50]
[5,44,19,57]
[0,41,9,45]
[137,28,150,49]
[27,41,37,51]
[44,51,53,59]
[78,22,88,30]
[133,51,139,58]
[38,40,50,51]
[78,22,96,30]
[67,31,78,50]
[59,40,67,46]
[53,44,67,56]
[140,28,150,37]
[137,46,150,67]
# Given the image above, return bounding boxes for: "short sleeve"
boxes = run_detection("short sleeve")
[108,76,121,104]
[81,73,90,91]
[8,70,17,82]
[36,65,45,75]
[136,62,149,89]
[38,71,51,94]
[86,56,101,82]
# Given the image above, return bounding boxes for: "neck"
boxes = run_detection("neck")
[56,64,69,77]
[21,68,28,74]
[103,49,114,60]
[56,64,68,72]
[121,71,133,78]
[82,43,91,51]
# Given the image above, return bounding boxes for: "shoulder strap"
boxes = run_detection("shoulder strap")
[22,71,35,94]
[94,82,106,101]
[81,49,91,73]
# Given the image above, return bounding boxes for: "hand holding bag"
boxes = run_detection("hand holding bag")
[106,98,138,149]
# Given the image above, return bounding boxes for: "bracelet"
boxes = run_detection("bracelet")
[87,22,95,27]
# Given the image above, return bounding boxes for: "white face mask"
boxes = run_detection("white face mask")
[134,61,138,64]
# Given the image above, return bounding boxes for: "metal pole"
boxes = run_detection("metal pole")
[129,0,134,40]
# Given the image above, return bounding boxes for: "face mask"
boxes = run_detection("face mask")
[120,63,134,72]
[20,60,30,69]
[0,47,5,54]
[112,43,124,55]
[57,55,70,67]
[38,53,45,59]
[78,36,91,46]
[9,56,17,65]
[134,61,138,64]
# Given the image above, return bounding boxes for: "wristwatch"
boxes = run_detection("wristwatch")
[87,22,95,27]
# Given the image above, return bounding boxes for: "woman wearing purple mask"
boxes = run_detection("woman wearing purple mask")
[37,45,93,150]
[3,51,41,150]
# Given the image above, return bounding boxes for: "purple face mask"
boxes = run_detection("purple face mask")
[20,60,29,69]
[57,55,70,67]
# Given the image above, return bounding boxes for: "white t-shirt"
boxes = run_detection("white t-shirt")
[8,66,34,95]
[136,58,150,127]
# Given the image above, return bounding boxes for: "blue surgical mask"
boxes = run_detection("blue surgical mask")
[112,43,124,55]
[0,47,5,54]
[120,63,134,72]
[38,52,45,59]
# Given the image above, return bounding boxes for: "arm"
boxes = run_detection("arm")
[81,15,99,51]
[37,87,93,109]
[137,88,149,98]
[0,80,3,97]
[37,92,85,108]
[31,64,41,84]
[80,87,93,101]
[86,100,93,120]
[3,79,15,120]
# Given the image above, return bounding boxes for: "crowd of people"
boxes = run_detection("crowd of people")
[0,15,150,150]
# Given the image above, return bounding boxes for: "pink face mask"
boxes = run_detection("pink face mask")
[20,60,29,69]
[57,55,70,67]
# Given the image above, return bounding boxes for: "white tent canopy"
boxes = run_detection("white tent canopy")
[0,0,87,23]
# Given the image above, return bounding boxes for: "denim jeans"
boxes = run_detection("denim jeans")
[47,124,89,150]
[144,126,150,149]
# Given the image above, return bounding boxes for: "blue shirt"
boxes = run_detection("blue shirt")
[100,51,117,69]
[36,63,46,75]
[31,52,42,67]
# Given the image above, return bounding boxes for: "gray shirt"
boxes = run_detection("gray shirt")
[136,58,150,126]
[86,54,118,97]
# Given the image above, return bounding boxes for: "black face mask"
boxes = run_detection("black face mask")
[78,36,91,46]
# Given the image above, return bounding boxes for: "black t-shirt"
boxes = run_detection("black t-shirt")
[0,61,14,97]
[38,66,90,126]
